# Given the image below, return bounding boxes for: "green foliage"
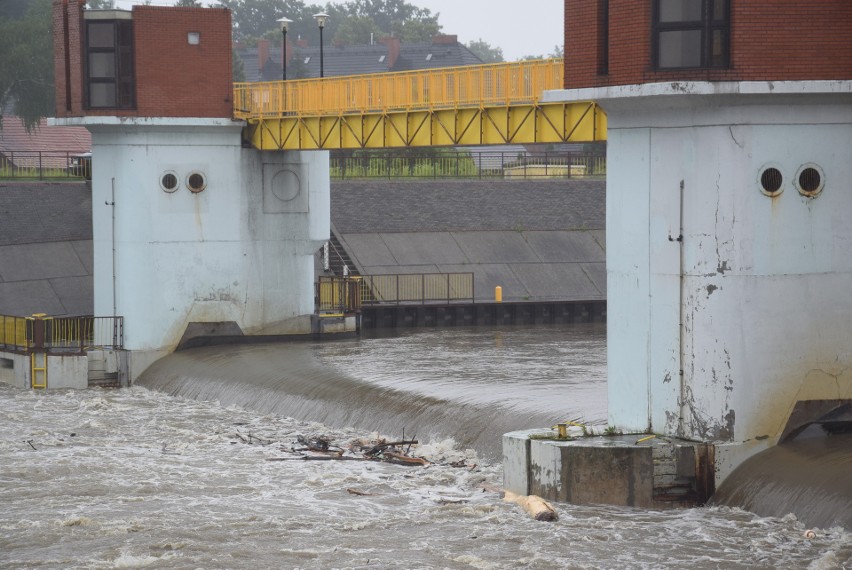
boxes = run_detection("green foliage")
[466,39,503,63]
[329,149,477,179]
[0,0,30,20]
[221,0,441,46]
[343,0,440,42]
[233,50,246,82]
[0,0,54,131]
[518,45,563,62]
[175,0,204,6]
[86,0,116,8]
[387,18,439,43]
[333,15,382,45]
[218,0,311,43]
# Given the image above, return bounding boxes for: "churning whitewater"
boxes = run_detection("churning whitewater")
[1,325,849,568]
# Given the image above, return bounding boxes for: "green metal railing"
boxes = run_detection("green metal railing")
[330,151,606,179]
[0,151,90,180]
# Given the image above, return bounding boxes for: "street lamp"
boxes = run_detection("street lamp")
[277,17,292,81]
[313,12,329,78]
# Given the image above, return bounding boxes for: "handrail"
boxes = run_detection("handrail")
[318,273,475,309]
[234,58,564,119]
[0,314,123,354]
[0,315,31,351]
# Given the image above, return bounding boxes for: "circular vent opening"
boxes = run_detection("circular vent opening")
[759,166,783,196]
[160,171,179,193]
[796,165,824,197]
[186,171,207,193]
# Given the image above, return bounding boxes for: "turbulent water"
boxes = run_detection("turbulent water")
[712,426,852,530]
[1,324,850,568]
[138,325,610,461]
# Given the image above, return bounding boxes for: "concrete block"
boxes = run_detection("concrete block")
[47,354,88,389]
[0,352,29,389]
[502,430,536,495]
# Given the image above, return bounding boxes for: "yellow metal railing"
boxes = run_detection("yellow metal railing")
[235,59,564,119]
[360,273,474,305]
[317,277,363,313]
[0,315,30,351]
[317,273,476,312]
[0,314,124,353]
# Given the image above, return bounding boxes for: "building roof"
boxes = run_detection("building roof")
[0,117,91,169]
[236,35,483,82]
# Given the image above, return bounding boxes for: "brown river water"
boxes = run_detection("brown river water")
[1,324,849,568]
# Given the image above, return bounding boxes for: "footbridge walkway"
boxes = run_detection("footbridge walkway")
[234,59,607,150]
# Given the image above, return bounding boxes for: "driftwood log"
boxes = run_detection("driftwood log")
[503,491,559,521]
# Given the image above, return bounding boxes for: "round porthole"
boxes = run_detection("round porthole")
[758,166,783,197]
[160,171,179,193]
[795,164,824,197]
[186,171,207,193]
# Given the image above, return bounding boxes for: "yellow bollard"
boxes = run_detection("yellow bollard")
[495,286,502,303]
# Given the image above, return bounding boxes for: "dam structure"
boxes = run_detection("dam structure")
[0,0,843,522]
[503,0,852,512]
[39,1,604,383]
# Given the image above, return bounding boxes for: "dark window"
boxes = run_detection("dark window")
[652,0,729,70]
[85,20,135,109]
[598,0,609,75]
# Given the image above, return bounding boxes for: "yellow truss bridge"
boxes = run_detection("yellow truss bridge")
[234,59,606,150]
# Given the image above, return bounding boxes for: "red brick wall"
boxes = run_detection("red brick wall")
[52,3,232,118]
[53,0,85,118]
[565,0,852,89]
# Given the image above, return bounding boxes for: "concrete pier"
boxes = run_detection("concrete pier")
[504,430,715,509]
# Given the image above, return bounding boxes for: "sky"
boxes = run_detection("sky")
[111,0,564,61]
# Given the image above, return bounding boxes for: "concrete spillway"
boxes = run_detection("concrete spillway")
[711,427,852,530]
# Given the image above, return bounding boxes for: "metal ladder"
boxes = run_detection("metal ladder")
[31,352,47,389]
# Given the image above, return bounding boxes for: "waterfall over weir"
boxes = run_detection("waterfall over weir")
[137,325,609,461]
[712,426,852,530]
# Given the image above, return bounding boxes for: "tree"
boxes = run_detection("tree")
[218,0,312,43]
[220,0,441,46]
[175,0,204,6]
[0,0,54,131]
[233,50,246,82]
[550,44,564,58]
[389,18,440,42]
[466,39,503,63]
[86,0,116,8]
[344,0,440,42]
[333,15,382,45]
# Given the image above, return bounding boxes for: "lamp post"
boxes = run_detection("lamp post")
[277,17,292,81]
[313,12,329,78]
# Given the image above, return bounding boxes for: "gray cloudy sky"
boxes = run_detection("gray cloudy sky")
[112,0,563,61]
[412,0,563,60]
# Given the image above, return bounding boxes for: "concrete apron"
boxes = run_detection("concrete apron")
[503,429,715,509]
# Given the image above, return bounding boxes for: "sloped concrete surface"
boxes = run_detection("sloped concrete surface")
[332,179,605,233]
[0,183,93,316]
[332,179,606,302]
[0,179,605,315]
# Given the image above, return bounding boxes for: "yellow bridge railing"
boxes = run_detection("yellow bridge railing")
[235,59,564,119]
